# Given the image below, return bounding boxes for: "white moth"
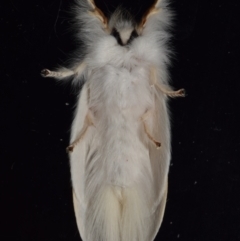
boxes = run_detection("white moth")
[41,0,185,240]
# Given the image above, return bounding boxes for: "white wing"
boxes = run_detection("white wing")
[70,83,90,241]
[148,91,171,240]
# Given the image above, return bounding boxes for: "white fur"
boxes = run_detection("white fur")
[45,0,174,240]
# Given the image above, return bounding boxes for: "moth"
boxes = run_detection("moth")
[41,0,185,240]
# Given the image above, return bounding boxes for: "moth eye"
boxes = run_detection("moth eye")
[111,28,123,46]
[127,30,139,45]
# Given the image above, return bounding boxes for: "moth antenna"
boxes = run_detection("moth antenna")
[87,0,96,9]
[139,0,163,28]
[87,0,108,27]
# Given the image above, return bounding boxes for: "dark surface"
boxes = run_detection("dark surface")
[1,0,239,240]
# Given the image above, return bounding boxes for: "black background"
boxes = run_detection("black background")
[1,0,239,240]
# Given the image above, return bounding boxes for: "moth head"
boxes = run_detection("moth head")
[108,8,139,46]
[86,0,163,45]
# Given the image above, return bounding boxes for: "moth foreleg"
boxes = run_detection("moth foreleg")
[155,83,185,98]
[150,67,185,98]
[67,111,94,153]
[41,62,86,80]
[141,110,161,149]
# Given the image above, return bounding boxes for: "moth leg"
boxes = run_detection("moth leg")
[141,110,161,149]
[67,111,94,153]
[143,122,161,148]
[41,62,86,80]
[150,67,186,98]
[155,83,185,98]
